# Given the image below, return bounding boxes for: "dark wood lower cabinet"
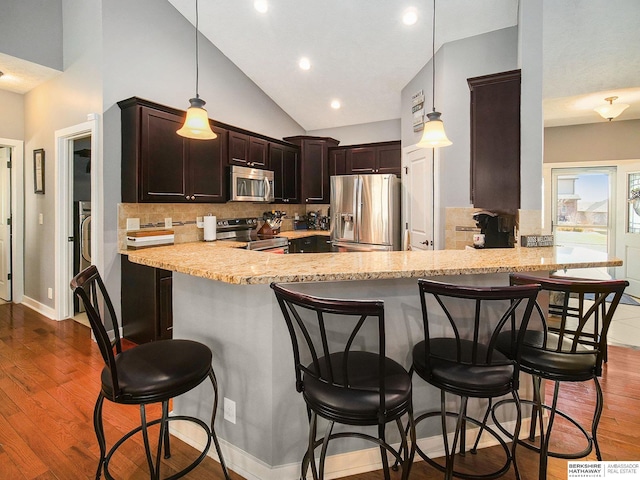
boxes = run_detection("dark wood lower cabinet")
[288,235,331,253]
[121,256,172,343]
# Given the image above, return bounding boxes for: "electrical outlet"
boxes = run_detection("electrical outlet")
[223,397,236,424]
[164,217,172,228]
[39,213,44,225]
[47,287,53,299]
[126,218,140,231]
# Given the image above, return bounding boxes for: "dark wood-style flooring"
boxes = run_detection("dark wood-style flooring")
[1,302,639,479]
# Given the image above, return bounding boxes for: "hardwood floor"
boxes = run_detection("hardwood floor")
[1,302,639,479]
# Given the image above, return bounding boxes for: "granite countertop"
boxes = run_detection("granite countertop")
[125,239,623,285]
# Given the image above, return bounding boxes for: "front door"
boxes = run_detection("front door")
[615,164,640,297]
[551,167,615,279]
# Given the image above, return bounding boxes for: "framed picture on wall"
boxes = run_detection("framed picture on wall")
[34,148,45,194]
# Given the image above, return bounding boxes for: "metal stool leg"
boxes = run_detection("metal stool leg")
[592,377,604,461]
[93,394,106,480]
[208,369,231,480]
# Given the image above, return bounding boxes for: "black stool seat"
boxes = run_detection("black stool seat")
[303,352,412,425]
[496,330,597,381]
[71,265,231,480]
[101,339,213,404]
[414,339,515,398]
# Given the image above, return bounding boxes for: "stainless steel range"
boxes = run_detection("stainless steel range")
[216,217,289,253]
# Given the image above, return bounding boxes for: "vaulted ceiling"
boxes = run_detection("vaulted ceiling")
[2,0,639,129]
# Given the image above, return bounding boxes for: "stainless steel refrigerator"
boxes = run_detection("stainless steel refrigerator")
[330,174,401,252]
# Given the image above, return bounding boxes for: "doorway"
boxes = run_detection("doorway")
[54,116,101,321]
[72,136,91,324]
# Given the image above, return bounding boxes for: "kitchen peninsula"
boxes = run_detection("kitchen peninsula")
[125,244,621,480]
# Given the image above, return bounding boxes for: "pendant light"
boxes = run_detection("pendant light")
[177,0,217,140]
[594,96,629,122]
[417,0,452,148]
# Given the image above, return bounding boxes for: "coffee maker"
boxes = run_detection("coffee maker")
[472,211,515,248]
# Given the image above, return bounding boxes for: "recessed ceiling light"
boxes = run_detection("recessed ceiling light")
[299,57,311,71]
[402,8,418,26]
[331,100,341,110]
[254,0,268,13]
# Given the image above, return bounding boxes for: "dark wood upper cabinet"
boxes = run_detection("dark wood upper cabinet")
[249,137,268,168]
[376,143,402,175]
[270,142,300,203]
[284,136,339,204]
[187,124,228,202]
[331,141,401,176]
[329,148,347,176]
[348,147,377,173]
[119,98,228,203]
[228,131,268,168]
[228,131,250,166]
[468,70,521,214]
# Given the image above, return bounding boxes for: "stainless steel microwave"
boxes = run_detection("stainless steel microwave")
[229,165,275,202]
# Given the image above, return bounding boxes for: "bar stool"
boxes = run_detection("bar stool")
[492,273,628,480]
[412,279,540,480]
[71,265,231,480]
[271,283,416,480]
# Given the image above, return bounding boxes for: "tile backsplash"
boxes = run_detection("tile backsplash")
[118,203,328,251]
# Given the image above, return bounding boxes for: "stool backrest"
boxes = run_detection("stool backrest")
[509,273,628,376]
[71,265,122,399]
[271,283,386,398]
[417,279,541,387]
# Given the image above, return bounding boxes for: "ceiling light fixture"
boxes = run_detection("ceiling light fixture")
[331,100,341,109]
[403,8,418,26]
[299,57,311,71]
[177,0,217,140]
[417,0,451,148]
[254,0,268,14]
[594,96,629,121]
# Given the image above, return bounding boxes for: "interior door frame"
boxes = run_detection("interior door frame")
[54,114,102,320]
[0,138,24,303]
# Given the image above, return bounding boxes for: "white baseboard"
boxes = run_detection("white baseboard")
[171,416,533,480]
[21,296,56,320]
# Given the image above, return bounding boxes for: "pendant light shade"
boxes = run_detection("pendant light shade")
[417,111,452,148]
[177,0,216,140]
[177,96,217,139]
[594,96,629,121]
[419,0,451,149]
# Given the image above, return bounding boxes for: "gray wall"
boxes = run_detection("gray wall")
[22,0,102,308]
[545,119,640,163]
[0,90,24,139]
[100,0,306,314]
[306,118,400,146]
[0,0,63,70]
[401,27,519,209]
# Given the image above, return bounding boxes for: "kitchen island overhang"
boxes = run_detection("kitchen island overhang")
[125,245,622,480]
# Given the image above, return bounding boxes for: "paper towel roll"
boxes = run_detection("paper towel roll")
[204,215,217,241]
[402,228,411,251]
